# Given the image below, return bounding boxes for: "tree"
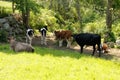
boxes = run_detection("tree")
[12,0,15,13]
[105,0,120,42]
[75,0,83,32]
[104,0,113,42]
[14,0,39,29]
[87,0,119,42]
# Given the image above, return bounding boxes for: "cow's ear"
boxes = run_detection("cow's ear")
[7,36,15,41]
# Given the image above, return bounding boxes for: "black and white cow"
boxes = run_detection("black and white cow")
[26,29,34,45]
[72,33,101,57]
[39,26,48,45]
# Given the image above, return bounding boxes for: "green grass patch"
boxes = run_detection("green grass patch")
[0,1,12,17]
[0,1,12,8]
[0,44,120,80]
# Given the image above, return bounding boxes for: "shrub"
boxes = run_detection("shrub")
[0,29,8,42]
[83,19,106,36]
[30,9,58,32]
[0,7,12,18]
[112,23,120,39]
[104,31,116,42]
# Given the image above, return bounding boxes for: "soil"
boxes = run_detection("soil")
[32,35,120,61]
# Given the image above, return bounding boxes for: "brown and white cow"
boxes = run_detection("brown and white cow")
[54,30,72,48]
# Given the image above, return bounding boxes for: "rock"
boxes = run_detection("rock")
[116,39,120,47]
[0,18,7,24]
[106,42,115,48]
[3,22,10,29]
[0,13,25,42]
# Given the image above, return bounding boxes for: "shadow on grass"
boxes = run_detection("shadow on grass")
[34,44,116,61]
[0,43,117,61]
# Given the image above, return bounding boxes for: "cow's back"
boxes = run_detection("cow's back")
[75,33,101,46]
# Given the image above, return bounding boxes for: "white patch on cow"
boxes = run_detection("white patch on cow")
[40,28,47,45]
[66,40,71,48]
[41,28,46,31]
[26,29,34,45]
[26,37,32,45]
[59,40,63,47]
[41,36,47,45]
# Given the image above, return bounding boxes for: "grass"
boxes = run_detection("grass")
[0,44,120,80]
[0,1,12,17]
[0,1,12,8]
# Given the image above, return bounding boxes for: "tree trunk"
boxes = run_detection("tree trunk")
[22,10,30,29]
[49,0,53,9]
[12,0,15,13]
[105,0,113,42]
[22,0,30,29]
[75,0,83,32]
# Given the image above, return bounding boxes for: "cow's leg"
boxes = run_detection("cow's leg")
[29,39,31,45]
[80,45,84,53]
[26,37,28,43]
[29,37,32,45]
[92,45,96,56]
[59,40,63,47]
[41,36,43,45]
[97,44,101,57]
[66,39,71,48]
[43,36,47,45]
[26,35,30,44]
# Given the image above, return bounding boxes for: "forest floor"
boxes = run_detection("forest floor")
[32,35,120,61]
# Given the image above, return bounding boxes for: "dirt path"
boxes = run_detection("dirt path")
[32,36,120,61]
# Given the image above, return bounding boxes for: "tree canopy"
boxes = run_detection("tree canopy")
[1,0,120,42]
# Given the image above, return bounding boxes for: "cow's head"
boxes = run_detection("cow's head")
[71,34,78,39]
[27,29,34,37]
[44,26,48,30]
[71,34,78,43]
[7,36,16,43]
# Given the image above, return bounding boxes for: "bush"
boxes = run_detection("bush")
[108,32,116,42]
[83,19,106,36]
[104,31,116,42]
[112,23,120,39]
[0,29,8,42]
[30,9,58,32]
[0,7,12,18]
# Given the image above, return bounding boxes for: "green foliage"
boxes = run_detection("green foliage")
[82,8,98,23]
[113,0,120,9]
[83,18,106,36]
[0,29,7,42]
[112,22,120,39]
[0,44,120,80]
[55,12,65,25]
[69,22,81,33]
[109,32,116,42]
[1,0,120,43]
[15,0,39,13]
[0,1,12,8]
[0,1,12,17]
[0,6,12,18]
[104,31,116,42]
[30,9,59,31]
